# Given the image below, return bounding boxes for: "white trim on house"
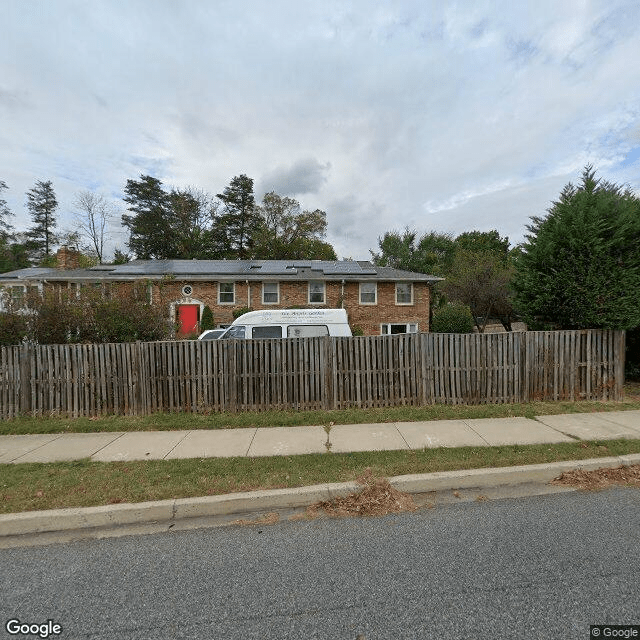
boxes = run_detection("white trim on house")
[359,282,377,305]
[218,282,235,304]
[380,322,418,335]
[395,282,413,305]
[262,282,279,305]
[169,297,206,327]
[308,280,325,304]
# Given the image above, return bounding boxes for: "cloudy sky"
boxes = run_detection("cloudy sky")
[2,0,640,261]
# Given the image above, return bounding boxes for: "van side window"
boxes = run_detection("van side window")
[252,326,283,339]
[287,325,330,338]
[221,325,246,339]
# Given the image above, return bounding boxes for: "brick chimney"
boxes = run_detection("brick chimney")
[56,246,81,270]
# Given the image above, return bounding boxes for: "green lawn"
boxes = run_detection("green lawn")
[2,438,639,514]
[3,389,640,436]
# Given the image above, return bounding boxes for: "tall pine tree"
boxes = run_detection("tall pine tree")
[0,180,14,242]
[216,174,259,259]
[26,180,58,262]
[122,175,171,259]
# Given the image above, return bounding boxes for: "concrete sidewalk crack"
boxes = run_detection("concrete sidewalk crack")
[245,428,258,456]
[8,433,65,463]
[163,431,193,460]
[88,432,128,459]
[461,420,491,446]
[532,416,581,441]
[394,423,412,450]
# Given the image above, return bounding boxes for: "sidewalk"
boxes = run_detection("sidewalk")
[2,410,640,464]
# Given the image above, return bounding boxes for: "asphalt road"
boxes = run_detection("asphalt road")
[1,488,639,640]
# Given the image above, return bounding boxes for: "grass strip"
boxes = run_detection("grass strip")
[2,438,639,515]
[3,395,640,436]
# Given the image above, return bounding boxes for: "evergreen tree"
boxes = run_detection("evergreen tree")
[122,175,170,259]
[200,305,215,331]
[26,179,58,262]
[0,180,14,241]
[514,166,640,329]
[123,176,223,260]
[216,174,259,259]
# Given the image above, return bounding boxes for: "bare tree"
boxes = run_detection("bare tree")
[73,190,116,263]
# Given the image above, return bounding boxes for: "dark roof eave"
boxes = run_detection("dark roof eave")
[1,273,443,283]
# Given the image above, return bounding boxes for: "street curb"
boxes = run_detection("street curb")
[1,455,638,539]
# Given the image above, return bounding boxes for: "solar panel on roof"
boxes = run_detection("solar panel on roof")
[323,262,377,275]
[252,263,296,275]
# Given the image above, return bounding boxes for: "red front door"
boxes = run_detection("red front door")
[177,304,199,336]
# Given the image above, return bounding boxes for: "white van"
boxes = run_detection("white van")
[217,309,352,340]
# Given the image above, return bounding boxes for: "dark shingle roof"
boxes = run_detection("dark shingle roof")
[0,260,442,283]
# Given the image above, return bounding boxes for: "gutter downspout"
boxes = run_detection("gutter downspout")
[341,280,345,308]
[246,280,250,308]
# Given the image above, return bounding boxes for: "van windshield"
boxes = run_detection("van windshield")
[220,326,246,339]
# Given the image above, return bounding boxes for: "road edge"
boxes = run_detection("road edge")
[1,454,639,540]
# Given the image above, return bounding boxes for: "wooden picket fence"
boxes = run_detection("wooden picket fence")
[0,330,625,419]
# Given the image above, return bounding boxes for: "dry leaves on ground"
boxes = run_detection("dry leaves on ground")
[552,464,640,490]
[307,468,417,518]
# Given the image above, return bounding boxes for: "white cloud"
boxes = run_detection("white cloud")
[1,0,639,261]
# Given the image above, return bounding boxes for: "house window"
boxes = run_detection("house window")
[218,282,235,304]
[262,282,279,304]
[308,281,325,304]
[359,282,377,305]
[10,285,25,302]
[381,323,418,335]
[181,285,193,297]
[395,282,413,305]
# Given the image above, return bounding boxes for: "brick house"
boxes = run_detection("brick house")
[0,247,442,336]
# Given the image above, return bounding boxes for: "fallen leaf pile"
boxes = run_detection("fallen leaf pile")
[308,468,417,518]
[552,464,640,490]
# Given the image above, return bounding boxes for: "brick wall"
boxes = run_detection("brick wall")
[55,246,81,270]
[153,279,431,335]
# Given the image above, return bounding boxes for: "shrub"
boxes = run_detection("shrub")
[351,325,364,336]
[200,306,215,331]
[5,282,174,345]
[431,302,474,333]
[626,326,640,381]
[0,312,28,345]
[232,306,252,319]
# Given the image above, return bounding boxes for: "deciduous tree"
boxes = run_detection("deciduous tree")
[444,249,515,332]
[370,229,456,275]
[253,192,336,259]
[73,190,117,263]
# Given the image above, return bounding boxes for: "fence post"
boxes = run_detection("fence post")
[519,331,527,403]
[321,336,332,410]
[616,330,626,401]
[133,340,142,415]
[20,343,32,415]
